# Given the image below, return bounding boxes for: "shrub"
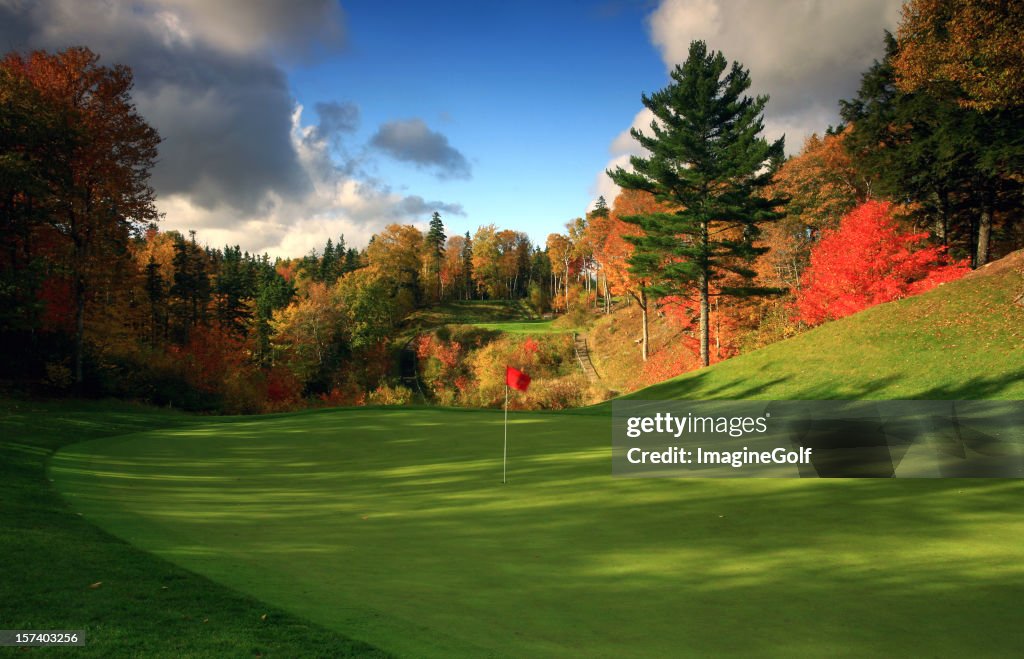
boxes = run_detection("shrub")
[796,201,970,325]
[517,373,589,410]
[221,370,266,415]
[367,382,414,406]
[43,360,73,390]
[318,381,366,408]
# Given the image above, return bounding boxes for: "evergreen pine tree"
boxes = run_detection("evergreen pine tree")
[169,230,211,344]
[461,231,474,300]
[424,212,446,300]
[319,238,337,283]
[344,247,360,272]
[214,245,252,337]
[253,255,294,366]
[608,40,786,367]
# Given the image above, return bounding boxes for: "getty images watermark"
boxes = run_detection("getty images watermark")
[612,400,1024,478]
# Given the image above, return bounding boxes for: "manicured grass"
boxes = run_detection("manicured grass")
[51,405,1024,657]
[405,299,535,328]
[468,319,570,334]
[627,264,1024,401]
[0,398,388,658]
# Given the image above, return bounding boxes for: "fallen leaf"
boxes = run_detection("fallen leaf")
[89,581,102,589]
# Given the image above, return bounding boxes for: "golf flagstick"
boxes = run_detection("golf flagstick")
[503,382,508,484]
[503,365,530,484]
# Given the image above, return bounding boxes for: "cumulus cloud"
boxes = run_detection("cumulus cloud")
[144,0,346,60]
[0,0,466,256]
[370,119,472,180]
[648,0,903,147]
[592,0,903,208]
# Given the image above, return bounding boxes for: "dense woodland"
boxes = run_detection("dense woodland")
[1,0,1021,412]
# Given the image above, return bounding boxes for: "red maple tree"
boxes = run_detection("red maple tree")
[795,200,970,325]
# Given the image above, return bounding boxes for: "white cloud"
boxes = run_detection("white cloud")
[589,153,634,212]
[648,0,903,147]
[591,108,659,210]
[610,107,657,157]
[593,0,903,207]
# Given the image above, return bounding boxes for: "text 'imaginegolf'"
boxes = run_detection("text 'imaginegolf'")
[612,400,1024,478]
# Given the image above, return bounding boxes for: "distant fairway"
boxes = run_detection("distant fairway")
[52,406,1024,657]
[468,319,568,334]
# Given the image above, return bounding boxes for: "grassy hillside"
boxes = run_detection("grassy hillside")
[617,251,1024,401]
[587,301,702,394]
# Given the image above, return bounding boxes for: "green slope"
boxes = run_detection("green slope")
[628,256,1024,400]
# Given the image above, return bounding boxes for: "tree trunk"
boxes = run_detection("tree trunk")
[564,263,570,311]
[603,273,611,314]
[631,287,649,362]
[71,204,87,387]
[73,272,86,386]
[932,189,949,246]
[976,199,992,268]
[714,297,721,360]
[699,273,710,367]
[640,288,649,362]
[699,217,711,368]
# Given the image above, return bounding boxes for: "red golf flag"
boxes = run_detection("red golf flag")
[505,365,531,392]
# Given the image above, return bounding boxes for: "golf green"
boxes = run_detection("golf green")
[51,407,1024,657]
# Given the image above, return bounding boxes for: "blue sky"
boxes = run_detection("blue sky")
[1,0,902,256]
[286,1,666,245]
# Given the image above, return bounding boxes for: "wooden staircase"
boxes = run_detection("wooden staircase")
[573,333,600,383]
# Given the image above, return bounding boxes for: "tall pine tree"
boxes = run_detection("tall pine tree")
[608,40,786,367]
[461,231,474,300]
[424,212,446,300]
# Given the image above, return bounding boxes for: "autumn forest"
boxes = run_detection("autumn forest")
[1,1,1022,414]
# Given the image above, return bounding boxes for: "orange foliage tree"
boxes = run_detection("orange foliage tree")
[596,189,674,361]
[894,0,1024,111]
[441,234,467,299]
[3,48,161,385]
[765,127,873,286]
[365,223,424,311]
[545,232,574,311]
[270,281,347,393]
